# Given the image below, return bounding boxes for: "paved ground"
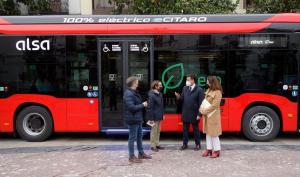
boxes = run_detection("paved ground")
[0,133,299,177]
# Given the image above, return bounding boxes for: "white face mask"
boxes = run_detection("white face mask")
[186,81,191,87]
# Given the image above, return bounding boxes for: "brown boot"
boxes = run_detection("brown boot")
[138,153,152,159]
[129,156,142,163]
[202,150,212,157]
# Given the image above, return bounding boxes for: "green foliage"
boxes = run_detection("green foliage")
[27,0,50,15]
[0,0,20,15]
[247,0,300,13]
[109,0,239,14]
[108,0,131,14]
[0,0,50,15]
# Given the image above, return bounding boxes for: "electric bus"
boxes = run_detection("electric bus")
[0,14,299,141]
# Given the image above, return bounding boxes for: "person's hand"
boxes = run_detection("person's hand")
[199,107,204,114]
[143,101,148,107]
[175,92,180,99]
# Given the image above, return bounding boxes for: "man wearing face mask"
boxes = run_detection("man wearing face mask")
[123,76,152,163]
[147,80,165,152]
[175,74,204,151]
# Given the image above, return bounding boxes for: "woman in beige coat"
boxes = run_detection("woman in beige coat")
[199,76,222,158]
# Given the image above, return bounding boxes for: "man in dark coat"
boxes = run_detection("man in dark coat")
[147,80,164,152]
[175,74,204,151]
[123,76,152,163]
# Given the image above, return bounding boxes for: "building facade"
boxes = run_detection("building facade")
[6,0,249,15]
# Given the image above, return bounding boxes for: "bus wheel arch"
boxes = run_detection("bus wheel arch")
[14,103,54,142]
[242,102,282,142]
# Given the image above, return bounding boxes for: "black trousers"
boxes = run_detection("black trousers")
[183,121,201,146]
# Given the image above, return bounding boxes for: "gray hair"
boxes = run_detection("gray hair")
[126,76,139,87]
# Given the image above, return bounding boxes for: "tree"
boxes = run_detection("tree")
[109,0,239,15]
[108,0,130,14]
[17,0,50,15]
[247,0,300,13]
[0,0,20,15]
[0,0,51,15]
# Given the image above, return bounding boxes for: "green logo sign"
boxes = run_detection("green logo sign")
[161,63,223,94]
[162,63,184,94]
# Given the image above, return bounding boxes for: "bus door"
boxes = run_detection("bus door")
[98,39,153,132]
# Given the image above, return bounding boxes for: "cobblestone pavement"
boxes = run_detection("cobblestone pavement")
[0,133,299,177]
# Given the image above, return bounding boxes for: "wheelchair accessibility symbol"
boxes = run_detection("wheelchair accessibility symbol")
[102,44,110,53]
[141,44,149,53]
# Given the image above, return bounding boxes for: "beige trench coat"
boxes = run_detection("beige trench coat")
[199,89,222,137]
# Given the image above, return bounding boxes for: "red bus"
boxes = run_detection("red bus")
[0,14,299,142]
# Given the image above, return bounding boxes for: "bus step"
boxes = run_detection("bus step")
[102,128,150,135]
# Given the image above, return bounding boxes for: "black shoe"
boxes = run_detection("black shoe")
[156,146,165,150]
[180,145,188,151]
[194,144,201,151]
[151,147,159,152]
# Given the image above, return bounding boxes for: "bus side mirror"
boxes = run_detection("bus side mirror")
[220,99,225,106]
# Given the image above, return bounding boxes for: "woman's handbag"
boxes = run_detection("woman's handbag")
[200,99,216,118]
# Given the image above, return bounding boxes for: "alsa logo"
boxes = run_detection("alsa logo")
[16,38,50,51]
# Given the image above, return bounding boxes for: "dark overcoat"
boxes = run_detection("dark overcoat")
[179,86,204,123]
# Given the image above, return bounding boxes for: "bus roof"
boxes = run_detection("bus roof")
[0,14,299,35]
[0,13,300,25]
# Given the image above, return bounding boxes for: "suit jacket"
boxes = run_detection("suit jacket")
[147,90,164,121]
[179,85,204,123]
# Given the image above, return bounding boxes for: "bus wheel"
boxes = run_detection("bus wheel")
[16,106,53,142]
[242,106,280,142]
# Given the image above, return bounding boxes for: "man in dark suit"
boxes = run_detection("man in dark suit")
[175,74,204,151]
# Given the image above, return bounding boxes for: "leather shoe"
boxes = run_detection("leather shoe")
[194,144,201,151]
[202,150,212,157]
[129,156,142,163]
[151,147,159,152]
[210,151,221,158]
[138,153,152,159]
[180,145,188,151]
[156,146,165,150]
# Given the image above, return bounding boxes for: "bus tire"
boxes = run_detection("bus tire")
[242,106,280,142]
[16,106,53,142]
